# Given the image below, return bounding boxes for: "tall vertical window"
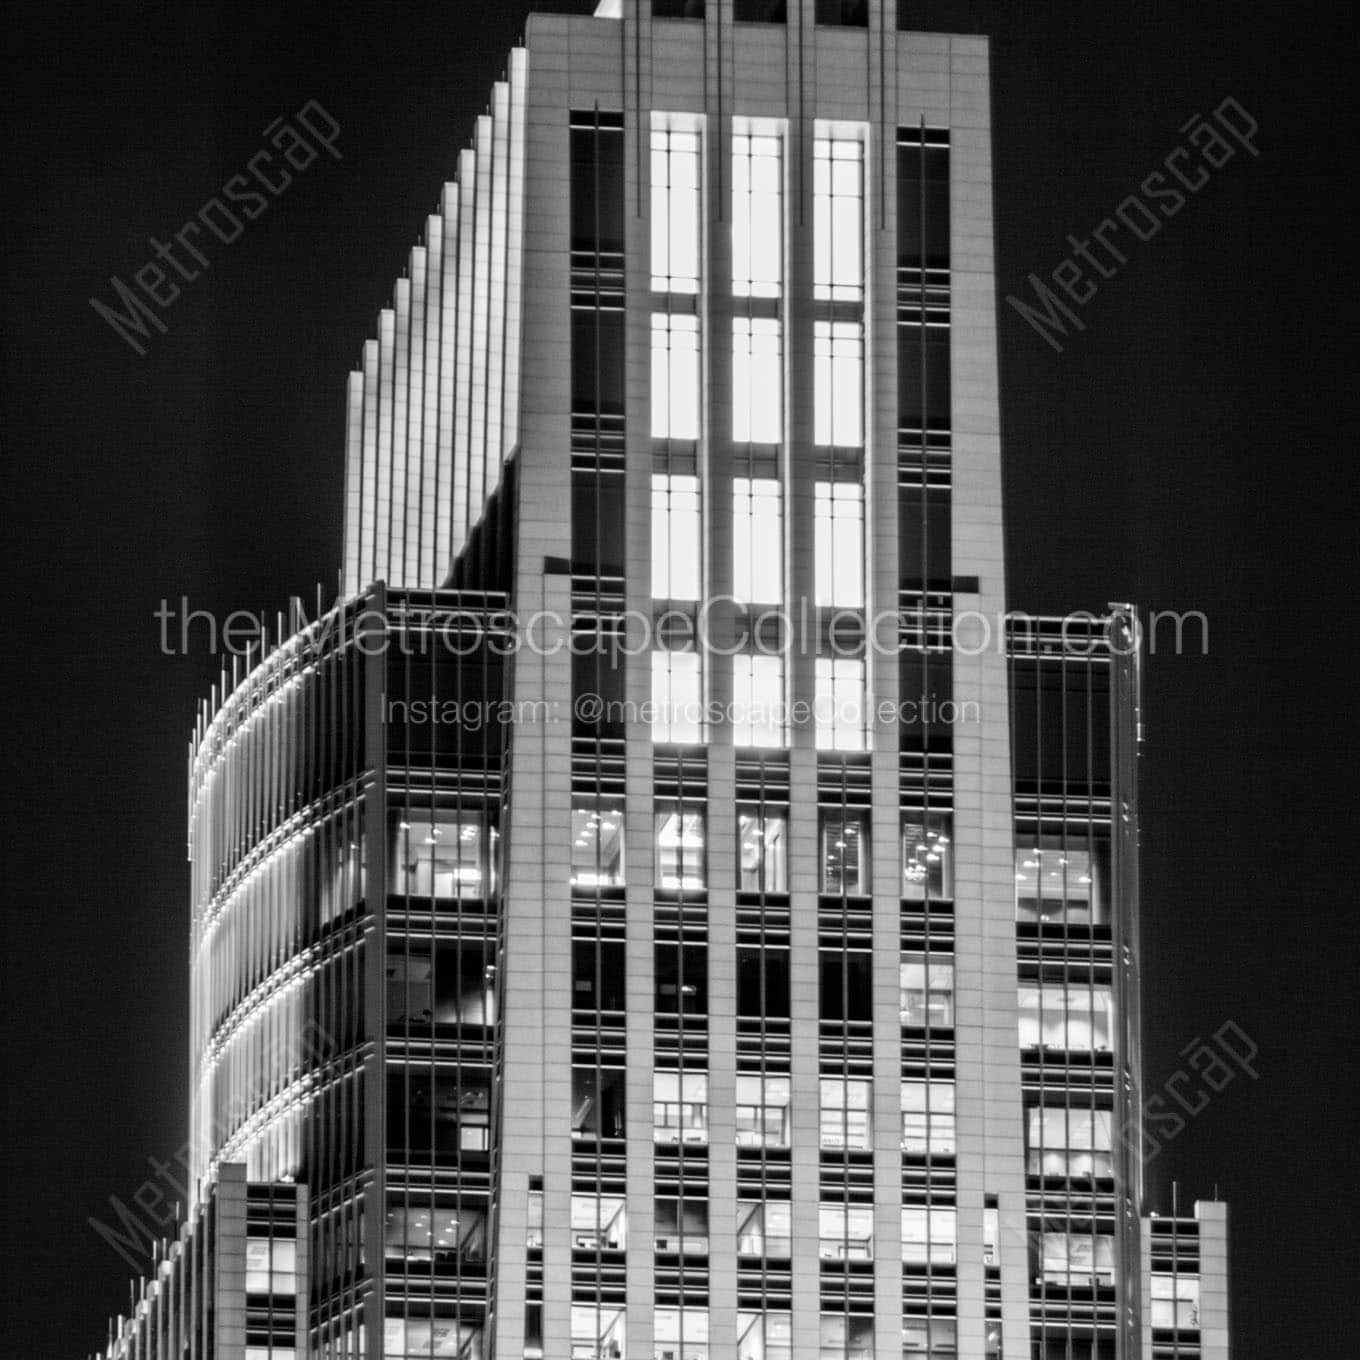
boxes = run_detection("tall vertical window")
[570,800,625,888]
[654,1070,708,1144]
[652,313,701,439]
[900,954,955,1028]
[820,810,867,893]
[570,113,624,255]
[732,653,785,747]
[819,1076,872,1150]
[902,811,953,899]
[732,128,783,297]
[901,1079,955,1155]
[734,1074,791,1147]
[732,317,783,443]
[897,132,950,270]
[814,479,864,607]
[813,131,864,302]
[732,475,784,604]
[652,649,703,743]
[652,472,702,600]
[814,656,866,752]
[737,805,788,891]
[814,321,864,447]
[651,124,701,292]
[654,801,707,888]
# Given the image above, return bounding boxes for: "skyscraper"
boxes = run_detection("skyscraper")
[92,3,1228,1358]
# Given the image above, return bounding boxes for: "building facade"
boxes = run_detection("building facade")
[89,2,1229,1358]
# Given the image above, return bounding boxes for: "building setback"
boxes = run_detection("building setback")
[89,3,1228,1358]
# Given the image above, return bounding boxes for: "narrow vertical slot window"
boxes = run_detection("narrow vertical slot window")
[813,131,864,302]
[652,313,701,440]
[651,472,702,600]
[733,317,783,443]
[732,653,785,748]
[732,476,784,605]
[814,656,866,751]
[732,128,783,297]
[652,649,703,743]
[651,124,701,293]
[814,320,864,447]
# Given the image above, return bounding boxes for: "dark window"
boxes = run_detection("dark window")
[572,639,627,739]
[1011,664,1111,789]
[387,940,495,1027]
[898,326,951,431]
[736,946,790,1018]
[653,0,706,15]
[816,0,868,25]
[572,1066,626,1141]
[899,485,952,587]
[735,0,786,19]
[573,939,627,1011]
[820,950,873,1021]
[655,943,708,1014]
[571,307,626,416]
[570,123,624,254]
[572,469,626,574]
[898,142,950,269]
[387,1069,490,1165]
[900,650,953,740]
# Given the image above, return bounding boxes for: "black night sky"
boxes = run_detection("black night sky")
[2,1,1355,1354]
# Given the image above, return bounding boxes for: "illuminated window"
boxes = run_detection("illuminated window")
[570,1193,628,1250]
[901,1079,955,1155]
[570,1306,625,1360]
[654,1198,709,1255]
[814,479,864,607]
[571,1066,625,1140]
[902,812,953,899]
[1039,1230,1115,1286]
[818,1315,873,1360]
[732,476,784,604]
[392,809,495,899]
[902,1318,957,1358]
[814,321,863,447]
[1017,983,1113,1052]
[900,954,955,1028]
[655,1308,709,1360]
[733,317,783,443]
[244,1237,296,1294]
[818,1204,875,1260]
[735,1074,791,1147]
[736,1203,792,1258]
[652,472,702,600]
[820,809,867,893]
[732,127,783,297]
[384,1203,486,1265]
[1014,838,1109,925]
[738,1310,793,1360]
[737,805,788,892]
[902,1206,957,1264]
[652,649,703,743]
[1151,1273,1200,1329]
[732,653,785,747]
[1026,1106,1114,1179]
[654,1070,708,1144]
[382,1321,482,1360]
[814,131,864,302]
[652,312,701,439]
[651,123,701,292]
[570,799,625,888]
[654,802,706,889]
[814,657,866,752]
[819,1076,871,1150]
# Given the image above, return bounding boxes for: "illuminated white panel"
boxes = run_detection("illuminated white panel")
[419,214,444,587]
[436,183,460,582]
[391,277,411,584]
[502,50,528,462]
[815,656,866,752]
[814,479,864,607]
[468,115,494,545]
[404,246,427,586]
[375,307,395,584]
[485,82,510,504]
[651,123,701,293]
[652,649,703,743]
[732,653,785,748]
[652,473,702,601]
[732,317,782,443]
[732,476,783,605]
[732,126,782,297]
[814,319,864,447]
[342,370,363,594]
[652,313,701,440]
[813,129,865,303]
[452,146,477,558]
[360,338,379,589]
